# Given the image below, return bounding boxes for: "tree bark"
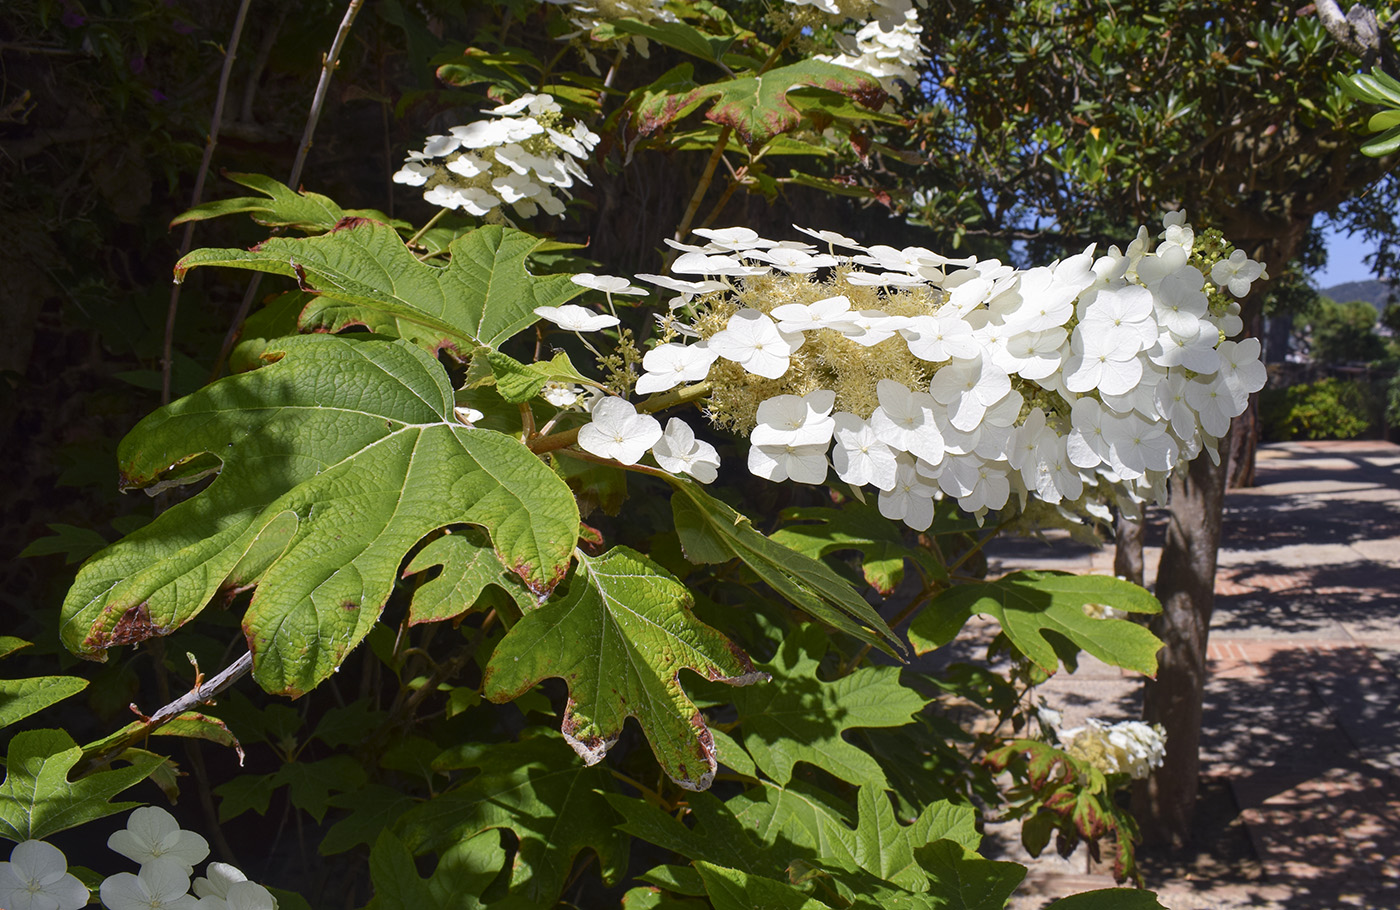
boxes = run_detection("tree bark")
[1134,442,1229,848]
[1113,513,1144,587]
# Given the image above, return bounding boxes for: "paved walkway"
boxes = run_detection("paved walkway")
[981,440,1400,909]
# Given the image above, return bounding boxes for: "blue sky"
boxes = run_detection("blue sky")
[1311,219,1382,289]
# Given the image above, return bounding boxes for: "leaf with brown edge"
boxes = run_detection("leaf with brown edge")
[631,60,888,150]
[483,546,768,790]
[60,334,579,697]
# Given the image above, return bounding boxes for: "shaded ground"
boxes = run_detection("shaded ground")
[982,440,1400,909]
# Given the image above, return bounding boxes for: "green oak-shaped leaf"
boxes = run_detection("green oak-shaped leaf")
[60,334,579,696]
[366,829,504,910]
[608,789,794,883]
[484,546,767,790]
[633,60,888,150]
[730,782,979,891]
[693,863,828,910]
[914,841,1024,910]
[822,787,979,890]
[402,529,534,626]
[171,173,401,234]
[175,221,582,357]
[0,729,164,842]
[728,627,927,787]
[398,734,626,910]
[907,572,1162,676]
[669,480,900,653]
[0,677,87,731]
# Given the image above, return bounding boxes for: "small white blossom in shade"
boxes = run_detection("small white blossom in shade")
[937,452,1011,511]
[869,379,945,465]
[878,459,939,531]
[192,864,245,902]
[577,398,663,465]
[1035,435,1083,503]
[900,312,980,362]
[489,93,561,116]
[748,443,829,484]
[706,309,801,379]
[570,273,648,296]
[108,807,210,874]
[392,161,434,186]
[1210,250,1266,297]
[652,418,720,483]
[532,304,620,332]
[1215,338,1268,407]
[1154,372,1199,439]
[423,184,501,215]
[830,412,899,491]
[770,295,857,333]
[751,390,836,447]
[0,840,89,910]
[100,861,197,910]
[192,879,277,910]
[541,382,584,408]
[445,153,490,178]
[928,353,1012,432]
[491,172,546,205]
[635,342,718,395]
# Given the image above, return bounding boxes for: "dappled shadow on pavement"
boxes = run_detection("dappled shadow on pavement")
[1136,644,1400,910]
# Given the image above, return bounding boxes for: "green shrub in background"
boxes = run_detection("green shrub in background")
[1261,377,1374,440]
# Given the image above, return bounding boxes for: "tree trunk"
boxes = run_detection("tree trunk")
[1113,513,1144,587]
[1133,441,1229,847]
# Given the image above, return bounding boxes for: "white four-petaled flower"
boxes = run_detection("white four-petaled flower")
[0,840,89,910]
[577,398,663,465]
[108,807,210,874]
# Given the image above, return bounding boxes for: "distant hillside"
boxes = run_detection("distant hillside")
[1320,279,1394,310]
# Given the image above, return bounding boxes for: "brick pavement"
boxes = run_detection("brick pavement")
[984,440,1400,909]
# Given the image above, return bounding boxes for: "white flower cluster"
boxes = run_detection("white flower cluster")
[0,808,279,910]
[816,10,927,96]
[572,216,1266,526]
[393,94,598,219]
[1058,718,1168,780]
